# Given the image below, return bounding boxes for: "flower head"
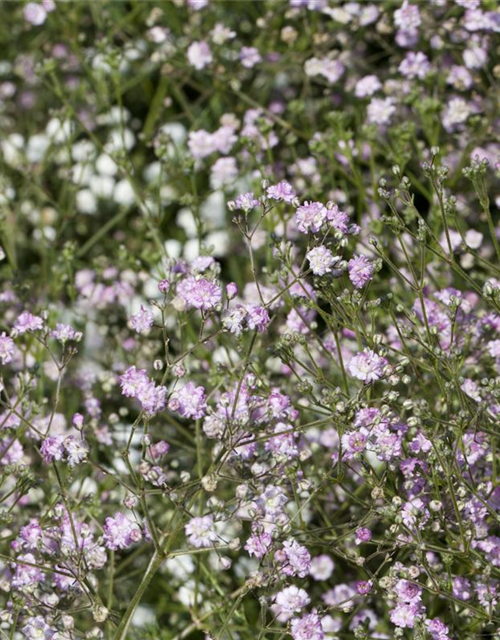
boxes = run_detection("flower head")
[347,349,388,384]
[185,514,218,548]
[169,381,207,420]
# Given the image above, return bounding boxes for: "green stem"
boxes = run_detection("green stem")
[114,551,164,640]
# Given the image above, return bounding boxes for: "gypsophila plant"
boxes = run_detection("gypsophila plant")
[0,0,500,639]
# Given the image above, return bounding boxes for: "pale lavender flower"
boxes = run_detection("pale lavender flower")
[72,413,84,429]
[367,97,396,126]
[347,349,388,384]
[103,513,142,550]
[306,246,338,276]
[222,305,247,336]
[21,616,56,639]
[278,539,311,578]
[426,618,451,640]
[226,282,238,299]
[40,436,65,463]
[389,603,420,629]
[14,311,44,334]
[355,527,372,544]
[290,612,325,640]
[187,41,212,70]
[348,255,374,288]
[266,180,296,203]
[395,579,422,603]
[240,46,262,68]
[130,306,154,334]
[136,381,167,415]
[177,277,222,311]
[191,256,215,273]
[63,435,89,468]
[230,192,260,212]
[11,553,44,588]
[246,305,270,332]
[50,323,81,343]
[119,366,150,398]
[211,125,237,154]
[355,75,382,98]
[310,555,335,581]
[119,366,166,415]
[0,438,23,465]
[244,531,273,558]
[272,586,310,622]
[211,157,238,187]
[447,65,473,91]
[158,279,170,294]
[0,332,15,364]
[187,0,208,9]
[305,57,344,84]
[188,130,216,159]
[23,3,47,25]
[256,485,288,517]
[394,1,421,29]
[19,520,43,550]
[168,381,207,420]
[398,52,430,79]
[464,44,488,69]
[295,202,327,234]
[452,576,472,601]
[326,205,349,233]
[442,97,472,132]
[185,514,218,548]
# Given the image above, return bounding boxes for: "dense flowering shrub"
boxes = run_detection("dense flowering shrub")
[0,1,500,639]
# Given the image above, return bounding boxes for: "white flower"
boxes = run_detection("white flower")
[187,41,213,70]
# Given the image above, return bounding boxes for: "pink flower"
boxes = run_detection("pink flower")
[119,366,166,415]
[23,2,47,25]
[389,603,420,629]
[226,282,238,299]
[309,555,335,581]
[63,435,89,468]
[240,46,262,68]
[50,323,81,343]
[40,436,65,463]
[0,332,15,364]
[177,277,222,311]
[119,366,150,398]
[168,381,207,420]
[272,586,310,622]
[244,531,273,558]
[278,539,311,578]
[290,612,324,640]
[355,527,372,544]
[246,305,270,333]
[394,1,421,29]
[355,75,382,98]
[348,255,374,288]
[399,52,430,79]
[347,349,388,384]
[14,311,44,334]
[306,246,338,276]
[266,180,296,203]
[130,306,154,334]
[187,41,212,70]
[367,97,396,126]
[230,192,260,212]
[103,513,142,550]
[185,514,218,548]
[295,202,327,234]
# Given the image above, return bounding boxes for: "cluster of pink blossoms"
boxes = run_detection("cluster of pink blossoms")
[3,0,500,637]
[119,366,167,415]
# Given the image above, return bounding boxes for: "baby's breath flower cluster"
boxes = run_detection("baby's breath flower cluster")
[0,1,500,639]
